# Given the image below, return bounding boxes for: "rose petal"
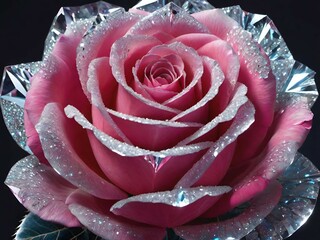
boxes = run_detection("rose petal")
[35,103,127,200]
[205,141,298,217]
[171,56,225,122]
[177,83,248,145]
[174,181,282,240]
[25,35,90,162]
[65,106,212,157]
[77,11,142,99]
[110,34,180,119]
[111,186,231,227]
[5,155,80,227]
[148,43,204,111]
[170,33,219,50]
[192,9,238,40]
[227,26,276,164]
[175,101,255,188]
[68,190,166,240]
[87,57,132,144]
[268,101,313,149]
[128,3,209,37]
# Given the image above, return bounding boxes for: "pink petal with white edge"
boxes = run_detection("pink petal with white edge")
[110,34,180,119]
[128,3,209,37]
[87,57,132,144]
[5,155,80,227]
[68,190,166,240]
[175,101,255,188]
[227,26,276,164]
[204,141,298,218]
[35,103,127,200]
[205,101,312,217]
[170,33,219,50]
[111,186,231,227]
[147,43,204,111]
[192,9,238,40]
[268,101,313,149]
[170,56,224,122]
[25,40,90,162]
[174,181,282,240]
[65,105,212,194]
[76,11,142,99]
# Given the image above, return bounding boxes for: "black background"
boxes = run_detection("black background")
[0,0,319,239]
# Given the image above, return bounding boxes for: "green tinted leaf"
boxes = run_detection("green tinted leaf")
[15,213,103,240]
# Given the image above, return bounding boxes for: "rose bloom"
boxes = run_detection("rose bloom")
[7,3,313,240]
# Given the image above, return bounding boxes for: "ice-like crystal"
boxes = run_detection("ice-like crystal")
[0,98,30,153]
[245,153,320,239]
[44,1,122,58]
[111,185,231,209]
[0,62,40,153]
[175,182,281,240]
[133,0,214,13]
[222,5,318,107]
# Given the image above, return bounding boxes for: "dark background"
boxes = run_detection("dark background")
[0,0,319,239]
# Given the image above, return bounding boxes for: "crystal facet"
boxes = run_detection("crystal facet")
[222,5,318,108]
[245,153,320,239]
[133,0,214,13]
[0,62,41,153]
[44,1,122,58]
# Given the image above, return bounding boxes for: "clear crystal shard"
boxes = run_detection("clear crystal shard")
[0,99,30,153]
[133,0,214,13]
[245,153,320,239]
[222,6,318,107]
[44,1,122,58]
[0,62,40,153]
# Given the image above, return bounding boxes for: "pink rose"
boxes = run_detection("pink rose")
[5,2,315,239]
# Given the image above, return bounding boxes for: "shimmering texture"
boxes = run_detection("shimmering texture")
[0,62,41,153]
[1,62,40,98]
[0,98,30,153]
[174,181,282,240]
[176,101,255,188]
[245,153,320,239]
[177,83,248,145]
[226,26,270,79]
[69,203,166,240]
[35,103,127,200]
[128,3,210,36]
[171,57,224,121]
[223,5,318,107]
[65,105,212,158]
[5,155,52,211]
[111,186,231,210]
[133,0,214,14]
[44,1,122,58]
[4,154,79,228]
[77,11,141,99]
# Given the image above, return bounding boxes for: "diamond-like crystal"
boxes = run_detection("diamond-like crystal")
[133,0,214,13]
[44,1,122,58]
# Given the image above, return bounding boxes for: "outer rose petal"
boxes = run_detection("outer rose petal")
[194,9,276,162]
[110,34,179,119]
[205,102,313,217]
[174,181,282,240]
[204,141,297,217]
[128,3,210,37]
[25,32,90,163]
[111,186,231,227]
[192,9,238,40]
[5,155,80,227]
[36,103,127,200]
[88,56,201,151]
[77,11,142,99]
[68,190,166,240]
